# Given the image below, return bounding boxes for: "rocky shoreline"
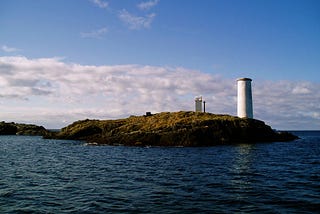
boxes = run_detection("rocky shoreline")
[44,111,298,146]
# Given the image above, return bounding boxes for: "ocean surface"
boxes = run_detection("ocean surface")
[0,131,319,213]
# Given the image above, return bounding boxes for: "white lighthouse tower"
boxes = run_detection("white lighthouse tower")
[237,78,253,118]
[195,96,203,112]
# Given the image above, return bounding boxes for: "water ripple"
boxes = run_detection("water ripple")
[0,133,319,213]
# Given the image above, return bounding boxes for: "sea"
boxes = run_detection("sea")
[0,131,319,213]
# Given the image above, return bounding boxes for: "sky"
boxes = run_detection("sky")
[0,0,320,129]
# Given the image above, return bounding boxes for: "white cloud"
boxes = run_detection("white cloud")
[137,0,159,11]
[253,80,320,129]
[80,27,108,39]
[292,83,312,95]
[118,9,156,30]
[0,55,319,130]
[1,45,21,53]
[90,0,108,8]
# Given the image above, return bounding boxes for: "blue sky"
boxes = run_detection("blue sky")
[1,0,320,129]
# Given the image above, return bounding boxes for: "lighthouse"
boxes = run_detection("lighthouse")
[237,78,253,119]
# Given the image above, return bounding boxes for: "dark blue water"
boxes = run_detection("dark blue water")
[1,131,319,213]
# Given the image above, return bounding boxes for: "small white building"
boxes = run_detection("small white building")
[195,96,203,112]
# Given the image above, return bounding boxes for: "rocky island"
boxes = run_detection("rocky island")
[0,121,48,136]
[44,111,298,146]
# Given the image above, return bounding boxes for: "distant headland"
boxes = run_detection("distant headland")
[44,111,298,146]
[0,121,47,136]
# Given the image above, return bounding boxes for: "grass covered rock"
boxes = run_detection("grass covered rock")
[44,111,298,146]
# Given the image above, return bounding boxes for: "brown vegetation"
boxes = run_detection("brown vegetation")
[44,111,298,146]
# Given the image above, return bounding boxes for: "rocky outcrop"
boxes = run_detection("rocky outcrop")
[0,121,48,136]
[44,111,298,146]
